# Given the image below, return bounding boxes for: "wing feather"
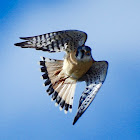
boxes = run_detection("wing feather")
[14,30,87,53]
[73,61,108,125]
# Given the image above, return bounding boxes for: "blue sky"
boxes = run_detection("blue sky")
[0,0,140,139]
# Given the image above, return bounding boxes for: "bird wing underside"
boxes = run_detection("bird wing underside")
[73,61,108,125]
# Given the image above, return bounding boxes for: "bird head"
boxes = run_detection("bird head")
[75,46,93,61]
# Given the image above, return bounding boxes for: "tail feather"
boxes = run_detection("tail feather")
[59,84,71,111]
[39,57,76,113]
[69,84,76,112]
[47,84,54,95]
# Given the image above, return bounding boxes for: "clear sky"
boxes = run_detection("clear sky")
[0,0,140,139]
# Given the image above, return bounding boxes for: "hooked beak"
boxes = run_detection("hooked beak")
[85,51,90,55]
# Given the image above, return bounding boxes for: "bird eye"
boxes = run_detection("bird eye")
[81,50,85,54]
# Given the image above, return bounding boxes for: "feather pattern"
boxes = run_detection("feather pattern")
[73,61,108,125]
[39,56,76,113]
[14,30,87,53]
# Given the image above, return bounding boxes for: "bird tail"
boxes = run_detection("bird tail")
[39,57,76,113]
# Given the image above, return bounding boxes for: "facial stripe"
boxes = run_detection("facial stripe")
[81,50,85,59]
[76,51,79,57]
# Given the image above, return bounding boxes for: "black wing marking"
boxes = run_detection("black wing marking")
[14,30,87,53]
[73,61,108,125]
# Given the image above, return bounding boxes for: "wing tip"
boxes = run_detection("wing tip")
[14,41,31,48]
[73,111,82,125]
[72,116,78,125]
[14,42,22,46]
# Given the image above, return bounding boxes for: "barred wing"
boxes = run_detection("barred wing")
[73,61,108,125]
[14,30,87,53]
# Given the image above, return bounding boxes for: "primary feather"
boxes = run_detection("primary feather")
[15,30,87,53]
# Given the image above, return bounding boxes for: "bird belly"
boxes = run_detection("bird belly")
[63,58,93,80]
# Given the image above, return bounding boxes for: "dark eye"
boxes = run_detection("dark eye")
[81,50,85,54]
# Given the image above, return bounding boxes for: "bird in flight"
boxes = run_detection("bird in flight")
[15,30,108,125]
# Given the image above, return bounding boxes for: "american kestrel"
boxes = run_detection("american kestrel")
[15,30,108,125]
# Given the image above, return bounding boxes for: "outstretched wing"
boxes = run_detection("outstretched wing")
[14,30,87,53]
[73,61,108,125]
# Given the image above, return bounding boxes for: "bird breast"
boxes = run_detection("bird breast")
[63,52,93,80]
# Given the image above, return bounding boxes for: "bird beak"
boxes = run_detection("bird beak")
[85,51,90,55]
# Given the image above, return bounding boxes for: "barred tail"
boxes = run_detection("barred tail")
[39,57,76,113]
